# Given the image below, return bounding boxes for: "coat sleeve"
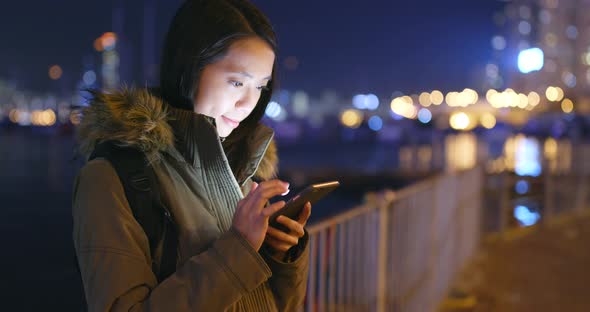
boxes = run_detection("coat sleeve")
[259,234,310,312]
[72,159,272,312]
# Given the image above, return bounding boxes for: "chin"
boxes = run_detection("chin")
[218,128,233,138]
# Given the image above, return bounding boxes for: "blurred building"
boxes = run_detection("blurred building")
[109,0,168,87]
[495,0,590,113]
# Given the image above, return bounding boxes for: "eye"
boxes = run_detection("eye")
[229,80,243,88]
[257,85,270,92]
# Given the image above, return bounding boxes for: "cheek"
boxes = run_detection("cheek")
[194,84,233,116]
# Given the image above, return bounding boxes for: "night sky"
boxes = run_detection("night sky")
[0,0,505,97]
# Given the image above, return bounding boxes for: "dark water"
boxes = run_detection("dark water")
[1,129,85,311]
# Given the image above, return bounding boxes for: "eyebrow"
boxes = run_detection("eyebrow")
[230,71,272,81]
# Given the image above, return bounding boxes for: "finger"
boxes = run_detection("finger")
[265,234,293,252]
[253,185,289,212]
[297,202,312,225]
[255,180,290,200]
[241,180,286,213]
[276,216,305,238]
[262,200,286,218]
[237,181,259,211]
[249,181,259,193]
[266,226,299,245]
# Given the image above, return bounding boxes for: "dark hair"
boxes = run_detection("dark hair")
[159,0,278,180]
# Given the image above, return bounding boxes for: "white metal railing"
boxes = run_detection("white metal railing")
[302,166,483,312]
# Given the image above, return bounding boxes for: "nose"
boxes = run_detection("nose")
[236,87,259,113]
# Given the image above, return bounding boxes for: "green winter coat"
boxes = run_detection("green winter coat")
[72,88,309,311]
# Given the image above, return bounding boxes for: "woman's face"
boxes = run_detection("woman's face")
[193,37,275,138]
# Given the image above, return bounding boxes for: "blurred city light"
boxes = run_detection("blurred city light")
[566,25,578,39]
[515,180,529,195]
[366,94,379,110]
[9,109,19,123]
[265,101,282,119]
[561,98,574,113]
[518,48,544,74]
[292,91,309,118]
[390,96,417,119]
[83,70,97,86]
[368,115,383,131]
[16,110,32,126]
[100,32,117,51]
[353,94,366,109]
[419,92,432,107]
[562,71,576,88]
[514,136,541,177]
[340,109,363,128]
[545,86,564,102]
[518,21,531,35]
[491,35,507,50]
[445,92,458,107]
[527,91,540,109]
[544,137,557,159]
[417,108,432,124]
[514,205,540,226]
[449,112,472,130]
[353,93,379,110]
[430,90,444,105]
[486,89,497,104]
[48,65,63,80]
[480,113,496,129]
[545,33,558,47]
[31,109,57,126]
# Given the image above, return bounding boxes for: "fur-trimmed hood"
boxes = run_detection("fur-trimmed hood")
[76,88,278,181]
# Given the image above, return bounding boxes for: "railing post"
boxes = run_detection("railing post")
[376,193,391,312]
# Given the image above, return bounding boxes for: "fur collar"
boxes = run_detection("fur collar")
[77,88,278,180]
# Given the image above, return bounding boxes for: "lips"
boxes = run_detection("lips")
[222,115,240,128]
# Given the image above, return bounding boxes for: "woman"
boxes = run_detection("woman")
[72,0,311,311]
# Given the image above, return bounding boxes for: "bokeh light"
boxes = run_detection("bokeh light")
[368,115,383,131]
[562,71,576,88]
[518,21,531,35]
[514,205,540,226]
[49,65,63,80]
[515,180,529,195]
[417,108,432,124]
[518,48,544,73]
[419,92,432,107]
[390,96,417,119]
[561,98,574,113]
[83,70,97,86]
[430,90,444,105]
[527,91,540,107]
[545,86,564,101]
[491,35,507,50]
[480,113,497,129]
[449,112,471,130]
[265,101,282,119]
[340,109,363,128]
[365,94,380,110]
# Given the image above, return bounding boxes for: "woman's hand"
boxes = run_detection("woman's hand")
[232,180,289,251]
[264,201,312,260]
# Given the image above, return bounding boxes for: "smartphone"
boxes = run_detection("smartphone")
[269,180,340,232]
